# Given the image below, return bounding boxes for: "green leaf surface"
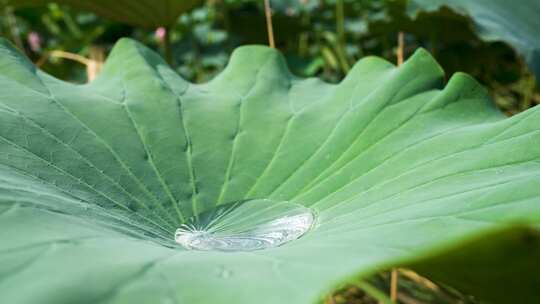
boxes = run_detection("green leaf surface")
[408,0,540,84]
[3,0,202,27]
[1,38,540,304]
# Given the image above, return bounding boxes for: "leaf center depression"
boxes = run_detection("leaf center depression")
[175,199,315,251]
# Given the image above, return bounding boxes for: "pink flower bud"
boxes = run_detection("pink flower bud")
[155,27,166,43]
[27,32,41,52]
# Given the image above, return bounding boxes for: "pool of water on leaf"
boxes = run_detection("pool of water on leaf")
[174,199,315,251]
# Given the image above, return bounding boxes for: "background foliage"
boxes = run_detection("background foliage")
[1,0,539,115]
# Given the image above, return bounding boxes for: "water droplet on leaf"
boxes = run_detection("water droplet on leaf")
[175,199,315,252]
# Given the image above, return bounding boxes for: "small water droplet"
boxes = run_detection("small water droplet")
[175,199,315,252]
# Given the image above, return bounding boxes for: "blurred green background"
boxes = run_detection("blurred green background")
[1,0,538,116]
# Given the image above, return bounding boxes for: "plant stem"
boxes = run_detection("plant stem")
[334,0,351,73]
[36,50,101,82]
[264,0,275,48]
[218,0,231,34]
[397,31,405,66]
[325,294,336,304]
[357,281,393,304]
[48,50,92,65]
[87,45,104,82]
[163,26,173,65]
[4,6,25,53]
[336,0,345,45]
[298,11,311,56]
[390,269,398,302]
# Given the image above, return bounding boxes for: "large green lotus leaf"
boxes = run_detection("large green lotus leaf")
[2,0,202,27]
[408,0,540,84]
[1,38,540,304]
